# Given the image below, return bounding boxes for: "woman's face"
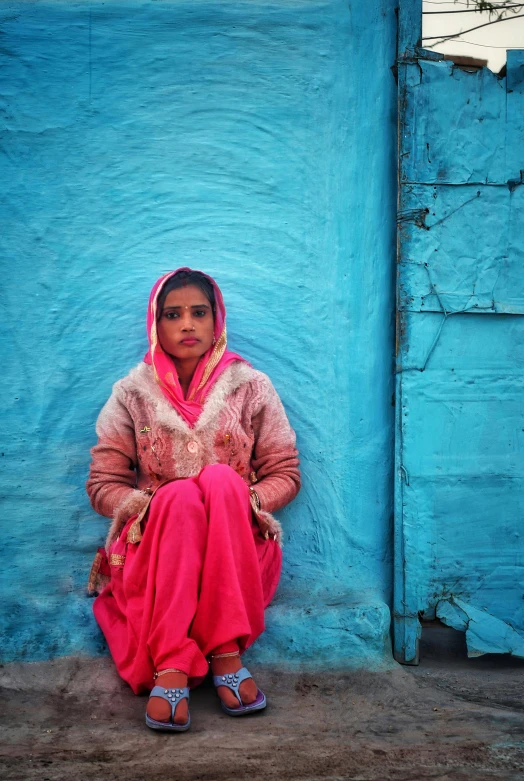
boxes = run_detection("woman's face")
[157,284,215,362]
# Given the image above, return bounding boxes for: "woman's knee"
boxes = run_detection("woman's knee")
[153,478,203,510]
[146,478,207,544]
[198,463,246,493]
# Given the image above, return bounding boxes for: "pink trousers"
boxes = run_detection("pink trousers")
[93,464,282,694]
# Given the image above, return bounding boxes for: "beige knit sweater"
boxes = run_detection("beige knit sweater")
[87,361,300,549]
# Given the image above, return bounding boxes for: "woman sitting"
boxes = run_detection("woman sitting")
[87,268,300,731]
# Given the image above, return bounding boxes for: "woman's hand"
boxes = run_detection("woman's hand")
[249,487,270,538]
[254,513,273,540]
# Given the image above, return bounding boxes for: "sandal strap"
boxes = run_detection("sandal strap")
[212,667,252,707]
[150,685,189,721]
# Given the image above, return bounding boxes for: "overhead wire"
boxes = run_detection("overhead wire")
[425,38,524,46]
[424,0,518,5]
[424,5,523,13]
[422,12,524,40]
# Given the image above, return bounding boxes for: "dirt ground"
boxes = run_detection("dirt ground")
[1,627,523,781]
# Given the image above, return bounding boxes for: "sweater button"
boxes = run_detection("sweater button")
[187,441,199,453]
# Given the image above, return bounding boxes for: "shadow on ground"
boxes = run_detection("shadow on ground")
[1,626,523,780]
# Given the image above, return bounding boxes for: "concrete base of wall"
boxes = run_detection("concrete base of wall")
[1,594,394,671]
[245,595,394,671]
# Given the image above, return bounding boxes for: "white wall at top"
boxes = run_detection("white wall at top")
[423,0,524,72]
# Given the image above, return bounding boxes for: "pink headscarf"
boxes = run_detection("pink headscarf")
[144,268,247,428]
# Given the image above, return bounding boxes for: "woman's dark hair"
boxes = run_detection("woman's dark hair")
[157,270,216,319]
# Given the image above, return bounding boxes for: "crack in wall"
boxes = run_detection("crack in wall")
[396,261,501,373]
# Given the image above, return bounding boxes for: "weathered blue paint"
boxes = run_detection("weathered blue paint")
[395,1,524,663]
[0,1,398,666]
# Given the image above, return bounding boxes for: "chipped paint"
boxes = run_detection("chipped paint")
[437,597,524,658]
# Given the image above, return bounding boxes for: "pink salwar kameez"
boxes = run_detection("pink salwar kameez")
[94,465,282,693]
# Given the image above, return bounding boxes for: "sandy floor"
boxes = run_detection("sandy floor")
[1,629,523,781]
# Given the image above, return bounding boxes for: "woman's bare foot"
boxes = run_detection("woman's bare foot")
[147,671,189,725]
[211,654,259,710]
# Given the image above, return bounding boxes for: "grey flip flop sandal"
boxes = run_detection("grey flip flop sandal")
[145,685,191,732]
[213,667,267,716]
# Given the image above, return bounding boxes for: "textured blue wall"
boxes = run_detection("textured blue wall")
[395,38,524,662]
[0,0,397,666]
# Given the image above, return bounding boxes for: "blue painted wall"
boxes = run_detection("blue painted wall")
[395,4,524,663]
[0,0,398,666]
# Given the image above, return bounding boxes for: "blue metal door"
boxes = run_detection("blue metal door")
[394,0,524,663]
